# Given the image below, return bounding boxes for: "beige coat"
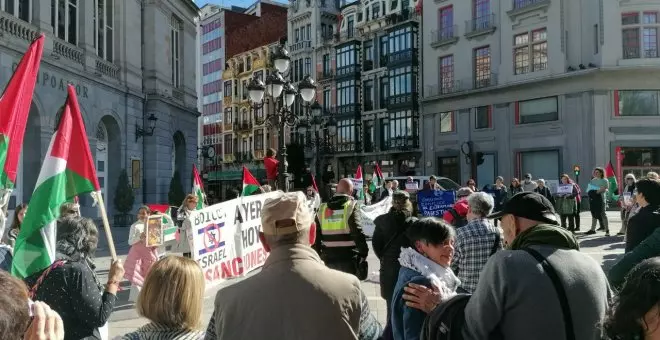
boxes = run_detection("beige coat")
[211,244,364,340]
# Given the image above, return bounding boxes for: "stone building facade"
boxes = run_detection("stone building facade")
[0,0,199,219]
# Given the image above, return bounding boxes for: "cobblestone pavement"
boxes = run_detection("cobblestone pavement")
[102,212,625,338]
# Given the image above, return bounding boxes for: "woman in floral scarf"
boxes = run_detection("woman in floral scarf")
[390,218,459,340]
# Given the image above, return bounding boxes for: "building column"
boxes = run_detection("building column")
[32,0,53,33]
[80,0,95,54]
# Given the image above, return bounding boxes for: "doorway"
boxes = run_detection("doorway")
[437,156,460,183]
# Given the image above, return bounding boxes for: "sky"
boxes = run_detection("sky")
[195,0,288,8]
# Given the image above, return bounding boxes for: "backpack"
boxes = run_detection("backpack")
[448,209,467,228]
[420,294,471,340]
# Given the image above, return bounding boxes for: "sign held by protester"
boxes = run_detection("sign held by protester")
[357,196,392,237]
[417,190,456,217]
[189,192,279,289]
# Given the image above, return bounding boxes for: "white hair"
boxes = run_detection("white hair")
[467,192,495,217]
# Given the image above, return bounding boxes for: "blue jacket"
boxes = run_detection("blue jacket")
[390,266,432,340]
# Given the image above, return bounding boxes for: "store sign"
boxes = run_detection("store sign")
[12,62,89,99]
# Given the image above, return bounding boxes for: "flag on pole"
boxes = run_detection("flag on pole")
[605,161,619,202]
[311,174,319,193]
[192,164,205,210]
[354,165,364,200]
[12,85,100,279]
[369,163,384,193]
[242,166,260,196]
[0,34,44,190]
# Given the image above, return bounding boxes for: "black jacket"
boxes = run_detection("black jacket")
[372,210,415,302]
[534,186,556,206]
[25,257,116,340]
[315,194,370,261]
[625,205,660,253]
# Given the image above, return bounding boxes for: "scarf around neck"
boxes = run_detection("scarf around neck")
[398,247,460,301]
[509,224,580,251]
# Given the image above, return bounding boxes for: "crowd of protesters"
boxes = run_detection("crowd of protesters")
[1,167,660,340]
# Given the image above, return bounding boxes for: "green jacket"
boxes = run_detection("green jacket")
[608,227,660,289]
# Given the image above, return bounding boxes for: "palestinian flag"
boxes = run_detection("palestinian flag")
[192,164,205,210]
[147,204,177,242]
[0,35,44,190]
[242,166,260,196]
[354,165,364,200]
[12,85,100,279]
[369,163,384,193]
[311,174,319,193]
[605,161,620,202]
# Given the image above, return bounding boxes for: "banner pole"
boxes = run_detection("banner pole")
[94,191,117,261]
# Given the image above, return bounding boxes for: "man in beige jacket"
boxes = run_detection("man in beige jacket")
[205,191,382,340]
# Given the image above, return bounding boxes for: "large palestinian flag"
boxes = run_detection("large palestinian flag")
[12,85,100,279]
[0,35,44,190]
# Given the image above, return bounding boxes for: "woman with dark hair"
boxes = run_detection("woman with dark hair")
[372,191,417,340]
[24,216,124,340]
[625,179,660,253]
[586,167,610,236]
[4,203,27,248]
[390,218,459,340]
[605,257,660,340]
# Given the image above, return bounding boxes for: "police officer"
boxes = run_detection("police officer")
[316,178,370,279]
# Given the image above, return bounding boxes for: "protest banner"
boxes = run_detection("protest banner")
[357,196,392,237]
[417,190,456,217]
[188,192,278,289]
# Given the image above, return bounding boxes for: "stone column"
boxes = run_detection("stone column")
[32,0,53,33]
[80,0,95,54]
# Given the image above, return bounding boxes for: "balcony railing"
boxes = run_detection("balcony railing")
[387,136,420,150]
[0,11,39,43]
[336,65,360,78]
[472,73,498,89]
[388,50,416,64]
[512,0,550,10]
[465,14,496,37]
[233,151,253,163]
[431,25,459,46]
[95,57,120,79]
[233,120,253,132]
[289,40,312,52]
[336,29,358,43]
[424,82,463,97]
[623,47,660,59]
[319,31,335,45]
[317,69,335,80]
[223,122,233,131]
[53,40,84,65]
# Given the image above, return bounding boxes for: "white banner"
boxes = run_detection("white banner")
[357,196,392,237]
[188,192,279,289]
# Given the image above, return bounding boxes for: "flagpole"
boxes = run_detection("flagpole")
[93,191,117,260]
[0,189,11,241]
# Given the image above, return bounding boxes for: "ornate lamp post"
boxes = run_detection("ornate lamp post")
[247,43,318,191]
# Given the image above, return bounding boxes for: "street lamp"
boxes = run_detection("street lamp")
[247,43,318,191]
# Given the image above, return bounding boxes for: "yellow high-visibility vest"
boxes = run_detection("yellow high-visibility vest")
[318,201,357,248]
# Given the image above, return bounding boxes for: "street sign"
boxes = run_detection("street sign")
[573,165,581,176]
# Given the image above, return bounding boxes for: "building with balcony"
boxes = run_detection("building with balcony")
[302,0,421,180]
[286,0,340,181]
[202,4,286,198]
[421,0,660,188]
[0,0,199,219]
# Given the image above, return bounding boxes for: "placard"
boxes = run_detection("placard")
[145,215,163,247]
[556,184,574,195]
[417,190,456,217]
